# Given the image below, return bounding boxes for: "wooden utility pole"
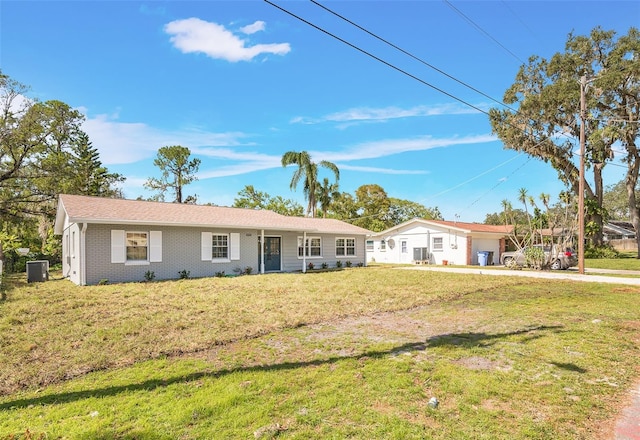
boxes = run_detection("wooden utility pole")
[578,76,587,275]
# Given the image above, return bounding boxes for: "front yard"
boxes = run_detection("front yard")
[0,267,638,438]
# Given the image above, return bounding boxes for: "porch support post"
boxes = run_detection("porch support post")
[302,231,307,273]
[260,229,265,274]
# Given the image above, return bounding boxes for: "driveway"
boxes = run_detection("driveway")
[399,265,640,286]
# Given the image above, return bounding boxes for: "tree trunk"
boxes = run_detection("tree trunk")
[590,164,605,247]
[624,155,640,258]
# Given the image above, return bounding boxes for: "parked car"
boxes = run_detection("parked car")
[500,244,577,270]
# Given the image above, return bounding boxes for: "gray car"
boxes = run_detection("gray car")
[500,244,577,270]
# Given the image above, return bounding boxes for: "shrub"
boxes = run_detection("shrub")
[585,244,619,259]
[178,270,190,279]
[98,279,109,285]
[321,262,328,269]
[244,266,253,275]
[345,260,352,268]
[143,271,155,282]
[307,262,314,270]
[336,260,342,268]
[524,246,545,270]
[214,271,225,278]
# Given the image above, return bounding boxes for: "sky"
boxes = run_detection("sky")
[1,0,639,222]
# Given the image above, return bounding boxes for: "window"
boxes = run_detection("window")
[201,232,239,262]
[336,237,356,256]
[212,234,229,259]
[366,240,374,251]
[298,236,322,257]
[126,232,148,261]
[401,240,407,253]
[380,240,386,251]
[432,237,443,251]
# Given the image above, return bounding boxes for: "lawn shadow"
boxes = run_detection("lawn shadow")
[426,325,565,348]
[0,324,581,410]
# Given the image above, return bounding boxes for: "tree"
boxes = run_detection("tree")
[0,72,124,266]
[316,177,340,218]
[233,185,304,216]
[69,133,124,197]
[144,145,200,203]
[603,179,637,220]
[281,150,339,217]
[385,198,442,225]
[488,27,639,252]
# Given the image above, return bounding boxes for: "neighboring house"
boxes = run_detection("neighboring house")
[54,194,370,285]
[604,221,636,240]
[366,218,512,266]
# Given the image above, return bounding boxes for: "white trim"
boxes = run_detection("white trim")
[298,236,322,259]
[335,237,357,257]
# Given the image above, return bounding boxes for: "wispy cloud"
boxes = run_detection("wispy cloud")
[337,164,428,175]
[164,18,290,62]
[292,103,485,125]
[240,20,265,35]
[314,134,497,162]
[82,114,250,165]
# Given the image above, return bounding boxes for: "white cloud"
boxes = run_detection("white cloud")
[240,20,265,35]
[314,134,498,162]
[337,164,428,175]
[82,113,250,165]
[164,18,290,62]
[292,103,485,125]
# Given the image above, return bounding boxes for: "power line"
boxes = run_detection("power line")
[443,0,527,65]
[264,0,489,117]
[310,0,515,113]
[265,1,629,213]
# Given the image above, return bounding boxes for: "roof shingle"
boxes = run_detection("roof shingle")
[56,194,371,235]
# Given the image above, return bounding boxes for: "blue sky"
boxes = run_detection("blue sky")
[2,1,638,222]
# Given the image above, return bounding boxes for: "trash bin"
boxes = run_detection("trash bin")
[26,260,49,283]
[477,251,488,267]
[486,251,494,265]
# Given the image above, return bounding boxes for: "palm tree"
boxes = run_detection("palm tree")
[316,177,340,218]
[281,151,339,217]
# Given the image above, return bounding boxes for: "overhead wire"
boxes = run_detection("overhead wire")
[310,0,516,113]
[265,0,623,217]
[443,0,527,65]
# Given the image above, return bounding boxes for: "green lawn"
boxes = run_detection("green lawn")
[586,252,640,271]
[1,267,638,439]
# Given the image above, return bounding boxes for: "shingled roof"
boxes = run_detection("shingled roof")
[370,218,513,236]
[54,194,371,235]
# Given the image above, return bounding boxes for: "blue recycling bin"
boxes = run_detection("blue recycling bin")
[477,251,488,267]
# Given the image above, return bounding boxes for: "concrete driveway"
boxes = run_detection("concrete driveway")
[400,265,640,286]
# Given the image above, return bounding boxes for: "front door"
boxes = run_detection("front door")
[262,237,281,272]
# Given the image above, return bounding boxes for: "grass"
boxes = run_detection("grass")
[586,252,640,271]
[0,267,639,439]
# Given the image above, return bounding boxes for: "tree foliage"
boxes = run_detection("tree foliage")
[328,184,441,232]
[281,150,339,217]
[603,179,638,221]
[488,27,639,252]
[233,185,303,216]
[144,145,200,203]
[0,71,124,266]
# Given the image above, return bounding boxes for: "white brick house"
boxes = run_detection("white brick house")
[366,218,511,266]
[54,194,370,285]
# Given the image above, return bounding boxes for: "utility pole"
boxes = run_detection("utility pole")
[578,75,587,275]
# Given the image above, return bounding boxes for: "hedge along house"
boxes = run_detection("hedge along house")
[366,218,512,266]
[54,194,370,285]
